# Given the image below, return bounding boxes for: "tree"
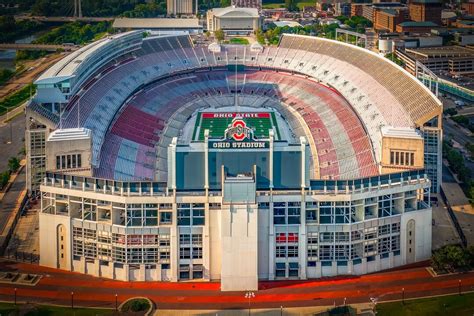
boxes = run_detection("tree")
[256,28,265,45]
[285,0,297,11]
[0,171,10,189]
[214,29,225,42]
[8,157,20,173]
[445,245,466,269]
[220,0,231,7]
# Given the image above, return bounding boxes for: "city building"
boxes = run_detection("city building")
[231,0,262,11]
[463,0,474,16]
[112,18,203,35]
[374,8,408,32]
[167,0,197,16]
[408,0,443,25]
[351,3,375,21]
[206,6,261,35]
[378,35,443,53]
[397,45,474,76]
[396,21,438,33]
[28,33,442,290]
[335,2,351,16]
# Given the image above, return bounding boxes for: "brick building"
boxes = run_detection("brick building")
[408,0,443,25]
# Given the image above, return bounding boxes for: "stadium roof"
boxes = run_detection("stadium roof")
[209,6,259,18]
[113,18,203,29]
[35,31,140,85]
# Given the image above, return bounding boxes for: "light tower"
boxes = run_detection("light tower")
[73,0,82,18]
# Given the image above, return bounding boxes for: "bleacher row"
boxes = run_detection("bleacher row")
[53,33,439,182]
[93,69,377,181]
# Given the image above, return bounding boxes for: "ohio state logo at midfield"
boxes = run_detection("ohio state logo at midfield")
[225,117,254,141]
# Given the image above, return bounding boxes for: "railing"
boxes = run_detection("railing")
[309,169,428,194]
[3,250,39,264]
[43,170,429,197]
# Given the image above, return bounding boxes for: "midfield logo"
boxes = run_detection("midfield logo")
[224,118,254,141]
[209,116,268,149]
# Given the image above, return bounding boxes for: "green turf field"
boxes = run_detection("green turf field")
[0,302,114,315]
[376,292,474,316]
[194,112,278,141]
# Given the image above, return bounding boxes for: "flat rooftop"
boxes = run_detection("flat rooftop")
[406,45,474,59]
[47,128,91,142]
[113,18,202,29]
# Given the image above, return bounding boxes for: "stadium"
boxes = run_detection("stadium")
[26,31,442,291]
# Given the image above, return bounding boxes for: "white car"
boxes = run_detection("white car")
[454,100,465,106]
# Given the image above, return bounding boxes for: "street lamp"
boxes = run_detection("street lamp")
[14,288,17,305]
[244,291,255,316]
[402,288,405,304]
[344,297,347,306]
[370,297,378,314]
[71,291,74,309]
[115,294,118,311]
[458,279,462,296]
[280,305,283,316]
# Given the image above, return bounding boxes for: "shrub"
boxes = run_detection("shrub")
[0,171,10,189]
[8,157,20,173]
[121,298,150,313]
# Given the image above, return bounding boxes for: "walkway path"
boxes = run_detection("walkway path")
[0,261,473,311]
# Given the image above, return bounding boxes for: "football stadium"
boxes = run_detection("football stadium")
[26,32,442,291]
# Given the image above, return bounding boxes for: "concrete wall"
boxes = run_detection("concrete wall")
[381,135,424,174]
[39,213,71,270]
[220,203,258,291]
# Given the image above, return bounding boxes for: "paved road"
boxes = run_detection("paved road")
[0,43,77,51]
[0,261,473,310]
[443,118,472,146]
[0,167,26,234]
[0,114,25,172]
[0,53,65,99]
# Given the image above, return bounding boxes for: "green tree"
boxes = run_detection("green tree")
[0,171,10,189]
[220,0,231,7]
[214,29,225,42]
[8,157,20,173]
[256,28,265,45]
[285,0,297,11]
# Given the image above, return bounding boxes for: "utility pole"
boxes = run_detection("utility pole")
[78,0,82,18]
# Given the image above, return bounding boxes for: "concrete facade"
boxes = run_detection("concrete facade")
[39,171,432,291]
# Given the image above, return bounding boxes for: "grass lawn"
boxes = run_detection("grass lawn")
[0,302,114,316]
[376,292,474,316]
[0,84,36,116]
[263,0,315,9]
[229,37,250,45]
[296,1,316,9]
[262,3,285,8]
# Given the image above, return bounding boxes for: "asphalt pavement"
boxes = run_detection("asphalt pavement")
[0,113,25,172]
[0,260,473,311]
[0,166,26,234]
